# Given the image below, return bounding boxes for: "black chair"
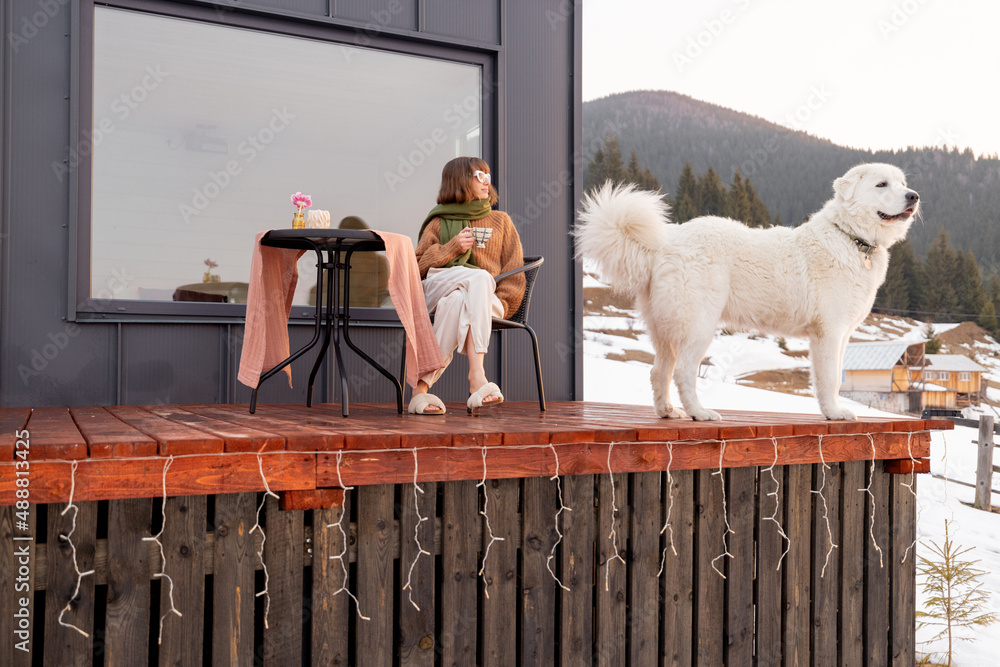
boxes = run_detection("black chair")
[492,256,545,410]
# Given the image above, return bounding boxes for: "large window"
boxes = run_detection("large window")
[86,7,483,310]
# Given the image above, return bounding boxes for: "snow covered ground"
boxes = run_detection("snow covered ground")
[584,318,1000,665]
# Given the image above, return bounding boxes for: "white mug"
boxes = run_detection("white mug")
[307,210,331,229]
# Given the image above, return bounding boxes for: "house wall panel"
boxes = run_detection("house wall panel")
[1,1,117,408]
[332,0,418,31]
[922,392,956,410]
[838,390,909,415]
[843,370,891,393]
[243,0,329,18]
[424,0,499,44]
[120,324,224,405]
[503,0,581,400]
[891,367,911,391]
[0,0,580,408]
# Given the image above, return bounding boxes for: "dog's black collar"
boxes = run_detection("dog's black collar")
[835,225,878,268]
[851,235,877,257]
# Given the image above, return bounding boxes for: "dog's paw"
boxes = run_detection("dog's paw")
[823,407,856,421]
[690,408,721,421]
[655,404,687,419]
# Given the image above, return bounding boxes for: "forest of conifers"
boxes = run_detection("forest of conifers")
[583,90,1000,333]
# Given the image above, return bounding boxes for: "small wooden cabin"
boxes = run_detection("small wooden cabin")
[840,341,926,414]
[841,341,987,413]
[914,354,987,408]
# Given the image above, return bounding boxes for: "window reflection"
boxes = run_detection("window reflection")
[91,7,482,307]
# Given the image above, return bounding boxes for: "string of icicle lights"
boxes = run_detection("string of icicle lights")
[40,428,927,635]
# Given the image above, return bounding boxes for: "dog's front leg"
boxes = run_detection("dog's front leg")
[809,331,856,421]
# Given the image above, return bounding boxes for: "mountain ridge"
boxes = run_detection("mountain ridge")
[583,90,1000,269]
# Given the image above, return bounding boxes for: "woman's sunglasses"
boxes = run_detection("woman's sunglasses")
[473,170,492,185]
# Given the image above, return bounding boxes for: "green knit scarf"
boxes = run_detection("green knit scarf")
[418,199,492,269]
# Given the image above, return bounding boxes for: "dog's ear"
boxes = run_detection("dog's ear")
[834,172,860,201]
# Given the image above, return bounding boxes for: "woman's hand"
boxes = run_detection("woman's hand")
[456,227,475,252]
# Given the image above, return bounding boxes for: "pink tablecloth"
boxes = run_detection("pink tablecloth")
[237,230,444,390]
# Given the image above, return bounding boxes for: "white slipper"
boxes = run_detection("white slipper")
[467,382,504,414]
[408,392,446,415]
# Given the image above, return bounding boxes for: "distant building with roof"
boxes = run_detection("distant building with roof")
[840,340,986,414]
[917,354,987,408]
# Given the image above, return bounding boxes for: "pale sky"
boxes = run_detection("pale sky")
[583,0,1000,158]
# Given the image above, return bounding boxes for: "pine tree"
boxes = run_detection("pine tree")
[600,135,627,186]
[902,240,928,315]
[586,135,628,190]
[744,178,772,228]
[923,231,960,321]
[877,239,924,314]
[727,170,751,222]
[697,167,727,217]
[978,300,998,336]
[587,146,607,191]
[626,151,661,191]
[955,251,987,321]
[987,271,1000,333]
[923,323,942,354]
[916,520,998,667]
[877,248,911,312]
[674,162,699,222]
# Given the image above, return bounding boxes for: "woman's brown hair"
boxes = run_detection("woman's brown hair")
[436,157,498,206]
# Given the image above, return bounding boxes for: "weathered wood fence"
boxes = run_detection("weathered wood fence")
[952,415,998,510]
[4,460,921,666]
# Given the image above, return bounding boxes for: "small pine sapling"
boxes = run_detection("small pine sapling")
[923,323,942,354]
[916,520,998,666]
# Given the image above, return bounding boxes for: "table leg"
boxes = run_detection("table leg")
[307,248,336,408]
[340,247,404,414]
[249,242,326,415]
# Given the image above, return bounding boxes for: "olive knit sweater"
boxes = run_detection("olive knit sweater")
[415,210,526,318]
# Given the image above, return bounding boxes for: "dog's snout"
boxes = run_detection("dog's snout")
[906,191,919,203]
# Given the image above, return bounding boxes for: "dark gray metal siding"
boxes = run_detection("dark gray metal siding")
[333,0,418,31]
[0,0,582,409]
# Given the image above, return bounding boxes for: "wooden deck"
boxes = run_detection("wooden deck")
[1,401,947,506]
[0,401,952,665]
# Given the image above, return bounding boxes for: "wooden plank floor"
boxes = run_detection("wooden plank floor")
[0,402,951,506]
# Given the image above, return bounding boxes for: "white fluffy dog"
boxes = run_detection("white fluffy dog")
[576,163,919,421]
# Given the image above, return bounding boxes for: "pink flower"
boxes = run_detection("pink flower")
[204,258,218,269]
[291,192,312,212]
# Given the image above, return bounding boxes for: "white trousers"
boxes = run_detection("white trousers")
[419,266,503,387]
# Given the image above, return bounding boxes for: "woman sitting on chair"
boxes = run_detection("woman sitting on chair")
[409,157,525,415]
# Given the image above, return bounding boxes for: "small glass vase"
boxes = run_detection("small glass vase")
[292,211,306,229]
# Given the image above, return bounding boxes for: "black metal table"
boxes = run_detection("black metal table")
[248,228,405,417]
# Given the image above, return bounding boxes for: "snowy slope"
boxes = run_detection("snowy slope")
[583,275,1000,665]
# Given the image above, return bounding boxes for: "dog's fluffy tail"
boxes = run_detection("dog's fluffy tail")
[574,181,672,294]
